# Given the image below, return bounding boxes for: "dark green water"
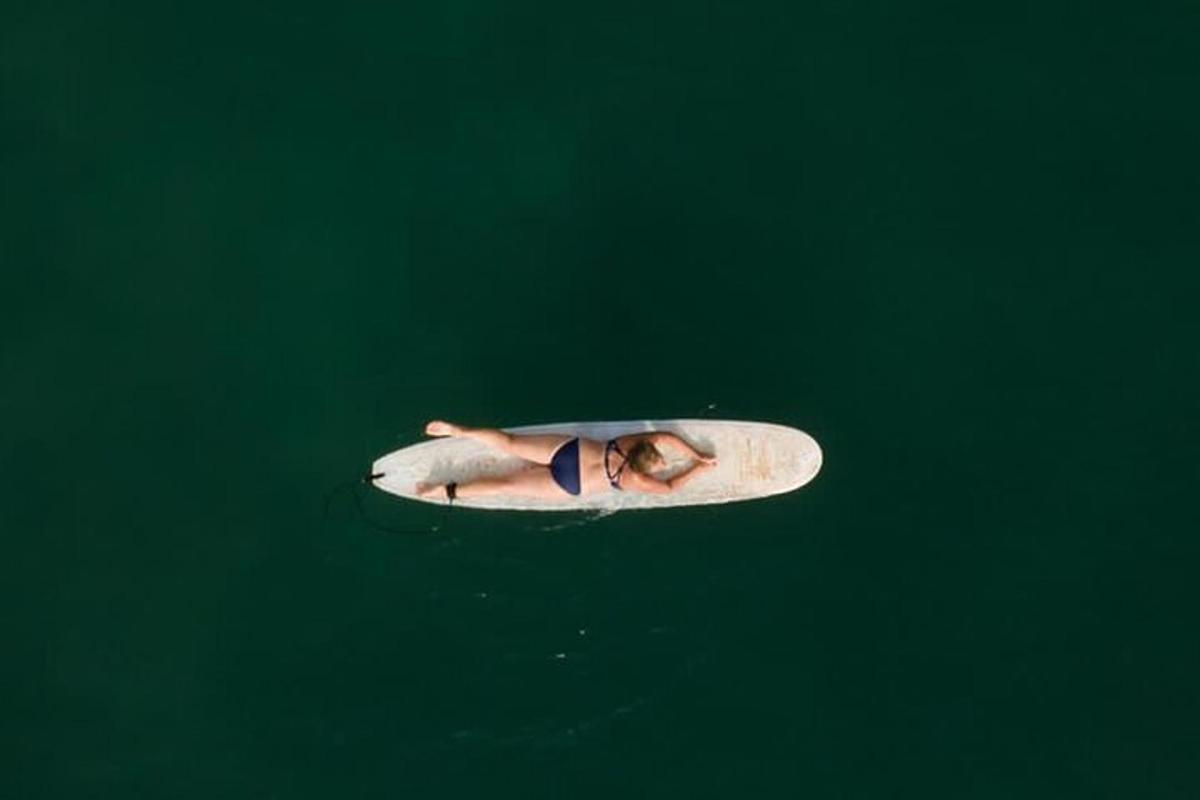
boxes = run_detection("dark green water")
[5,2,1198,797]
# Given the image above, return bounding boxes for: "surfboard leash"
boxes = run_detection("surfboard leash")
[321,475,450,536]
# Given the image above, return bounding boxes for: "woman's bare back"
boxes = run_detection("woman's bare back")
[575,436,636,496]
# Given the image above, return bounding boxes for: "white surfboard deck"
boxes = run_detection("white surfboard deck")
[370,419,822,512]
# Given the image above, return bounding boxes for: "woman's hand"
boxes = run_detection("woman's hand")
[696,453,718,467]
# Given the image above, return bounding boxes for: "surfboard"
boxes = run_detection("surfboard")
[369,419,822,512]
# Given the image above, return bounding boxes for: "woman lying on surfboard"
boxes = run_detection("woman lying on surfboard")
[415,421,717,502]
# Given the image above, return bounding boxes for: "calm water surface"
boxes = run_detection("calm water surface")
[4,1,1197,797]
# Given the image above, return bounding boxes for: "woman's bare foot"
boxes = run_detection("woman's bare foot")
[425,420,460,437]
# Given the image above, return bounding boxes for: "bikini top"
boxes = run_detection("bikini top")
[604,438,629,490]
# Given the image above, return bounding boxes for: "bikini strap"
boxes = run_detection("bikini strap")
[604,439,629,488]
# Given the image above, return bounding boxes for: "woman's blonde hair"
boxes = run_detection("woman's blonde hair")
[626,440,664,474]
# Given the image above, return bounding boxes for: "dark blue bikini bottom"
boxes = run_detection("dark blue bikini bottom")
[549,438,581,496]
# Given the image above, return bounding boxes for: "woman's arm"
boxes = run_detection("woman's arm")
[627,461,715,494]
[665,461,713,491]
[650,432,714,462]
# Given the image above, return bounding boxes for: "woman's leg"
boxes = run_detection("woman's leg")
[425,420,572,465]
[417,465,565,500]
